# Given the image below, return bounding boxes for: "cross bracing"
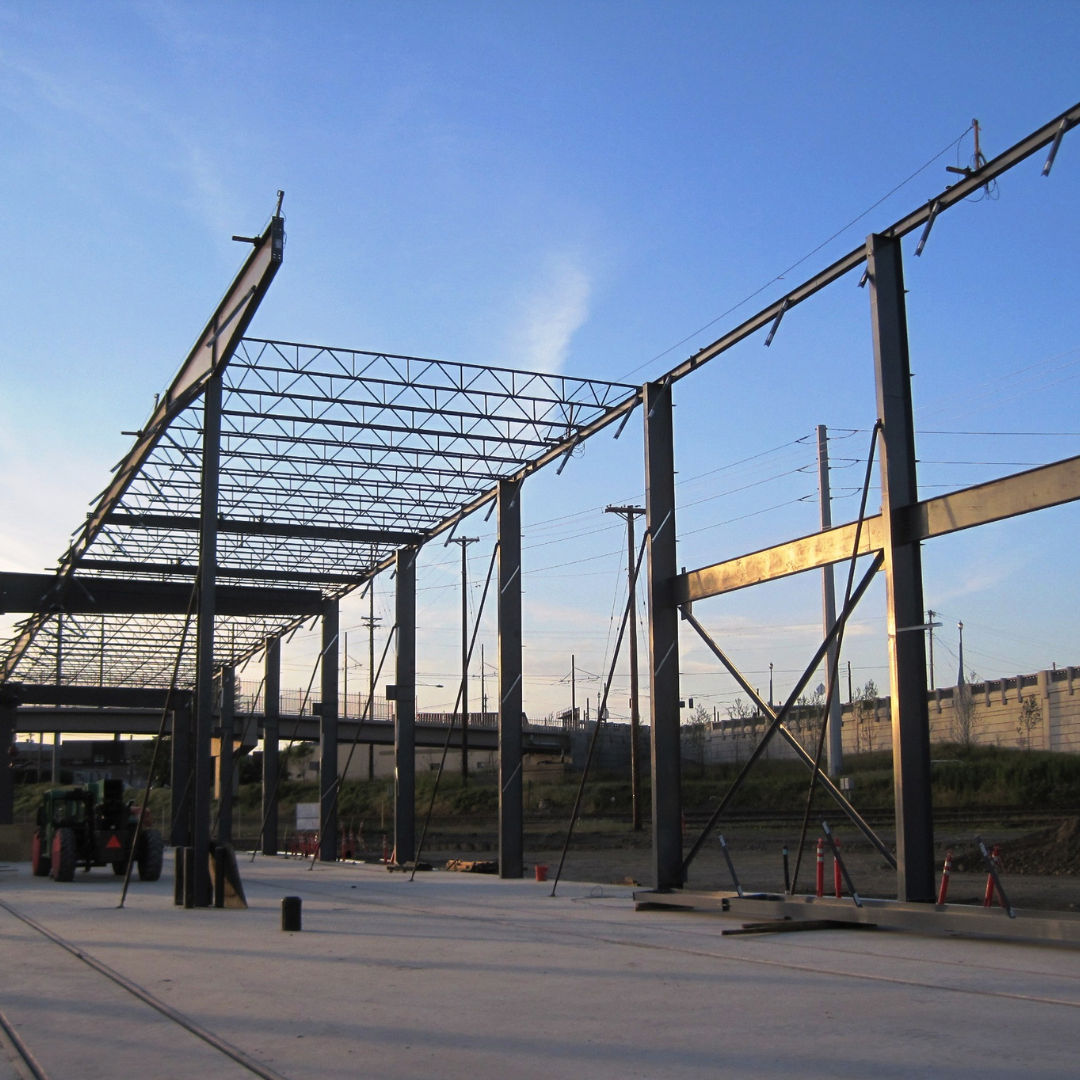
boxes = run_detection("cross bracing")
[3,336,635,685]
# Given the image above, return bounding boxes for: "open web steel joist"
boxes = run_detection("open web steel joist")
[2,340,635,688]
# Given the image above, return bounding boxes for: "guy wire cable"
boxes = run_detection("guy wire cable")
[411,540,500,881]
[308,624,396,868]
[790,420,881,894]
[549,532,647,897]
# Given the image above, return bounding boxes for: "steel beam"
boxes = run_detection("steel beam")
[105,513,421,546]
[0,574,324,618]
[0,686,15,824]
[644,381,682,889]
[262,636,280,855]
[192,370,222,907]
[1,202,284,682]
[170,700,192,846]
[394,549,416,865]
[868,232,934,903]
[73,560,366,587]
[677,452,1080,603]
[319,597,339,861]
[218,665,235,844]
[12,684,190,709]
[498,479,523,879]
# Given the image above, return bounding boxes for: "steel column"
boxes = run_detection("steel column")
[0,688,15,824]
[218,665,235,843]
[319,597,339,861]
[644,381,682,889]
[868,232,935,903]
[498,479,523,879]
[395,549,417,865]
[169,701,192,846]
[262,636,280,855]
[192,370,222,906]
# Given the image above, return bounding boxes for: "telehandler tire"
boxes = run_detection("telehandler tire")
[31,830,51,876]
[138,829,164,882]
[51,827,76,882]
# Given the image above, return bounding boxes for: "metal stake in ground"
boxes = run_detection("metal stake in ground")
[821,821,862,907]
[718,835,744,898]
[976,836,1015,918]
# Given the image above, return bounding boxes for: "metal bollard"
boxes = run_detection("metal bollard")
[815,838,825,897]
[834,838,843,899]
[282,895,302,932]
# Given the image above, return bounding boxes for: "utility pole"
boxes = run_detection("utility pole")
[449,537,479,784]
[769,663,774,709]
[570,654,576,729]
[605,505,645,830]
[957,621,965,687]
[926,609,942,690]
[481,643,486,722]
[816,425,844,776]
[360,584,381,780]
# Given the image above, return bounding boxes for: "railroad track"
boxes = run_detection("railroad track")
[0,898,292,1080]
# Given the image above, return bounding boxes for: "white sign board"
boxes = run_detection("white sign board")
[296,803,320,831]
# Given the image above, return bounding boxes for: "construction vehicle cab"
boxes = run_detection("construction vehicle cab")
[31,779,164,883]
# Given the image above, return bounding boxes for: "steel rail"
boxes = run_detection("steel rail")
[0,1003,51,1080]
[0,898,294,1080]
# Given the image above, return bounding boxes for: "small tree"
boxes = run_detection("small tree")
[726,698,754,764]
[282,741,316,779]
[951,670,980,749]
[1017,694,1042,751]
[854,679,879,754]
[795,688,825,752]
[684,704,710,774]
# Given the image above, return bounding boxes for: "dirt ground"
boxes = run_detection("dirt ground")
[405,819,1080,912]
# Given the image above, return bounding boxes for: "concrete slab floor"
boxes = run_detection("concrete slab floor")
[1,855,1079,1080]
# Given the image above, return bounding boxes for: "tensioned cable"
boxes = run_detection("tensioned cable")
[549,532,648,897]
[617,125,974,382]
[410,541,500,881]
[308,625,396,867]
[790,421,882,894]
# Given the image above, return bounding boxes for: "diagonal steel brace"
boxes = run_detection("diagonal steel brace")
[679,552,895,875]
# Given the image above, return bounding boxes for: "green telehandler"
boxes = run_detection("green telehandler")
[30,778,164,882]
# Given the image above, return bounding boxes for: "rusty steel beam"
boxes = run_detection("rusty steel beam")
[677,453,1080,603]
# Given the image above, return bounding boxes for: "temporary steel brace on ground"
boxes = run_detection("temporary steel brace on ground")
[632,889,1080,946]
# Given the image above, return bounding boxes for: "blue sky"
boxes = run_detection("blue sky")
[2,2,1080,722]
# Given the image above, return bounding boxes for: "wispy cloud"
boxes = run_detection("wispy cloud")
[505,254,591,374]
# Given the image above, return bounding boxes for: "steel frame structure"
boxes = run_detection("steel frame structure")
[2,100,1078,914]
